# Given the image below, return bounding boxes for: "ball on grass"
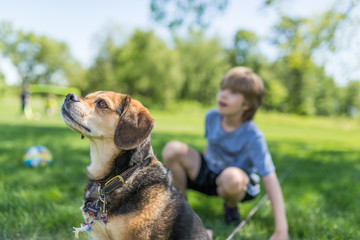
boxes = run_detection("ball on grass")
[23,145,53,167]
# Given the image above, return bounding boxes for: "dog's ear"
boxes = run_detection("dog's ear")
[114,95,155,150]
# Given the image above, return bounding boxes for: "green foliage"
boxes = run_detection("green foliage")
[116,30,182,104]
[150,0,229,30]
[227,29,288,112]
[85,34,118,92]
[271,15,342,116]
[340,81,360,117]
[1,2,360,117]
[230,30,259,66]
[86,29,229,106]
[0,22,85,86]
[262,78,288,111]
[174,31,230,105]
[147,0,360,117]
[0,71,5,96]
[86,29,182,105]
[30,84,81,96]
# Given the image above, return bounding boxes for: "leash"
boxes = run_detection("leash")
[225,146,308,240]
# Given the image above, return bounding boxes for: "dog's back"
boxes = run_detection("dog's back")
[141,160,209,240]
[166,188,210,239]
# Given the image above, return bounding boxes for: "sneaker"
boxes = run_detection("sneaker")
[223,203,240,225]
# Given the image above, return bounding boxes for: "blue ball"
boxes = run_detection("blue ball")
[23,145,53,167]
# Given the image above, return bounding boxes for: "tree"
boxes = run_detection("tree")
[0,71,6,97]
[88,28,231,106]
[341,81,360,117]
[116,30,183,105]
[150,0,228,31]
[228,29,270,73]
[175,31,230,105]
[226,29,288,112]
[229,30,259,66]
[85,34,119,92]
[87,29,183,105]
[0,22,84,86]
[272,15,339,115]
[149,0,360,116]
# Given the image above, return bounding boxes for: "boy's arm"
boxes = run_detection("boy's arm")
[262,172,289,240]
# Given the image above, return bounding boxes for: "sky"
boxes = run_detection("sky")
[1,0,355,86]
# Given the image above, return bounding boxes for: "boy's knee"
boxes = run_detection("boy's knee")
[217,167,249,196]
[162,140,186,165]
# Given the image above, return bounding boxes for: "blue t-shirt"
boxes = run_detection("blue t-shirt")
[204,109,275,196]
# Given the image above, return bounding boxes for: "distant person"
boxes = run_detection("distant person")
[46,94,57,117]
[20,85,33,119]
[162,66,289,240]
[20,85,30,113]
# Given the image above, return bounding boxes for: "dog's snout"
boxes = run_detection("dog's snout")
[66,93,80,102]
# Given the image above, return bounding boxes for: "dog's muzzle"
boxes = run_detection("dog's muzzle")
[65,93,80,103]
[61,93,91,133]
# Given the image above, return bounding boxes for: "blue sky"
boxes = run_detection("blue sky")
[2,0,355,86]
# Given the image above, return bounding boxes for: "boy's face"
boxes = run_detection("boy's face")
[216,88,249,119]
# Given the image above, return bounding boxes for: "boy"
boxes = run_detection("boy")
[162,66,289,240]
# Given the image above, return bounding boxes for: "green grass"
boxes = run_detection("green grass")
[0,96,359,239]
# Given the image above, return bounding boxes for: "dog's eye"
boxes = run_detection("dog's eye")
[96,99,108,109]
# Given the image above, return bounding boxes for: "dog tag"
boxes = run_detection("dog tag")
[84,200,102,217]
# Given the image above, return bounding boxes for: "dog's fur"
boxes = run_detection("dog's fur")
[61,91,209,240]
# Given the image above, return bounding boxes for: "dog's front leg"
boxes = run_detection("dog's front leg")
[88,220,111,240]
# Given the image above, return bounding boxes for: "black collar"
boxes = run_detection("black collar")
[97,159,150,195]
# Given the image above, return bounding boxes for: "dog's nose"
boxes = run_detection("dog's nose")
[66,93,80,102]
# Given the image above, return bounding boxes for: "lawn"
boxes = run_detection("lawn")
[0,95,359,239]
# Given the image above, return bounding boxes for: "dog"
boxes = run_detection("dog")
[61,91,210,240]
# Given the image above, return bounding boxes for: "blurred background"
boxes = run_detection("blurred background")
[0,0,359,117]
[1,1,360,239]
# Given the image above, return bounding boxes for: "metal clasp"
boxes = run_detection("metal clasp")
[104,175,125,186]
[98,185,107,213]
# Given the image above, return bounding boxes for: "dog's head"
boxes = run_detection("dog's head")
[60,91,155,150]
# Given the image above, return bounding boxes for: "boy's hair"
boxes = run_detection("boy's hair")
[220,66,265,122]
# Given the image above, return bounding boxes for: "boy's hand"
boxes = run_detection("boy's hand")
[269,230,289,240]
[263,173,289,240]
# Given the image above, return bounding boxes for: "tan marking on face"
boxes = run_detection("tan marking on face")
[80,91,124,139]
[62,91,152,140]
[61,90,155,179]
[61,91,124,139]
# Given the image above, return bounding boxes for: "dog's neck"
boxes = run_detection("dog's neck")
[87,136,154,181]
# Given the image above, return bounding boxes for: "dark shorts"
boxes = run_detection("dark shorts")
[187,154,255,202]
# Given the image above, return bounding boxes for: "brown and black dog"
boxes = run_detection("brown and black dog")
[61,91,210,240]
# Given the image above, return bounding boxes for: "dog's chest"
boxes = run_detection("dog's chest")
[79,182,132,240]
[76,163,175,240]
[80,203,137,240]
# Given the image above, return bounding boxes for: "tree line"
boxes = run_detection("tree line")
[0,15,359,117]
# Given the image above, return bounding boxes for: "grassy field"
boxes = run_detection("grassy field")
[0,95,359,239]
